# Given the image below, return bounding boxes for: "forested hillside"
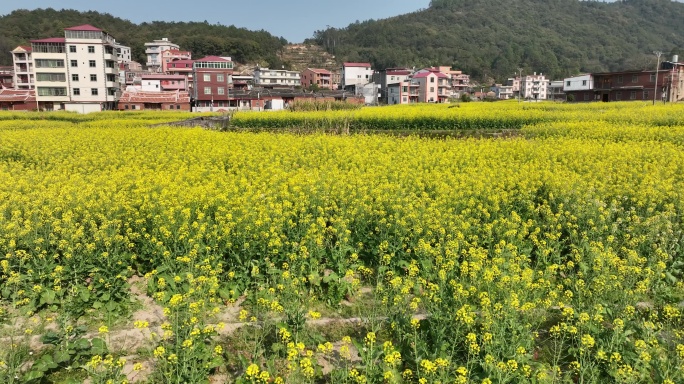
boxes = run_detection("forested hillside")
[0,8,288,67]
[309,0,684,80]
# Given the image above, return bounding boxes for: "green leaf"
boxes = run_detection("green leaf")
[40,289,56,305]
[79,289,91,302]
[100,292,111,302]
[54,349,71,364]
[73,338,91,351]
[91,338,108,355]
[23,370,45,381]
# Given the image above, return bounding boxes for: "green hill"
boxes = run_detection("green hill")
[307,0,684,81]
[0,8,288,67]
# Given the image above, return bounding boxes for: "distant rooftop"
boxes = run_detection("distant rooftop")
[65,24,102,32]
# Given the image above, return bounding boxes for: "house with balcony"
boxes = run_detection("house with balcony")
[253,67,301,88]
[301,68,333,90]
[161,49,192,73]
[548,80,565,101]
[11,46,34,90]
[145,38,180,72]
[374,68,412,103]
[413,69,451,103]
[18,24,121,112]
[520,73,549,101]
[387,80,420,105]
[342,62,373,93]
[114,43,132,64]
[490,84,514,99]
[193,56,235,111]
[0,66,14,89]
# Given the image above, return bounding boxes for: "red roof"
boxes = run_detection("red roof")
[64,24,102,32]
[413,71,448,79]
[196,56,231,62]
[13,45,32,52]
[0,89,35,102]
[343,62,371,68]
[307,68,331,75]
[164,49,191,56]
[119,90,190,103]
[31,38,66,43]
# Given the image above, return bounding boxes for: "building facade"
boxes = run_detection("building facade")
[26,24,120,112]
[342,62,373,91]
[387,80,419,105]
[548,80,565,101]
[193,56,235,110]
[301,68,333,90]
[0,89,36,110]
[413,69,450,103]
[374,68,412,103]
[114,43,132,64]
[520,73,549,100]
[253,67,301,88]
[145,38,180,71]
[0,66,13,89]
[11,46,34,90]
[141,74,189,92]
[118,90,190,111]
[161,49,192,73]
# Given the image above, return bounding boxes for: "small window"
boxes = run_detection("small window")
[217,87,225,95]
[69,45,76,53]
[566,81,570,86]
[177,105,181,110]
[91,88,98,96]
[203,74,211,82]
[217,74,224,82]
[617,75,623,84]
[632,75,639,83]
[71,60,78,67]
[90,74,97,82]
[616,91,622,100]
[650,73,657,82]
[644,90,649,99]
[73,88,80,96]
[125,105,129,109]
[584,93,590,101]
[582,80,587,86]
[89,60,96,68]
[88,46,95,53]
[204,87,211,95]
[132,105,136,110]
[430,77,435,83]
[630,91,636,100]
[72,74,79,82]
[430,87,434,92]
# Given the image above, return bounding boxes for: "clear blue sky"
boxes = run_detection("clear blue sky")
[0,0,432,43]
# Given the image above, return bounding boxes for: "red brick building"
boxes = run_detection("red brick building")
[192,56,234,110]
[301,68,333,90]
[117,90,190,111]
[0,89,37,110]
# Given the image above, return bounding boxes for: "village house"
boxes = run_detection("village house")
[117,89,190,111]
[300,68,333,90]
[253,67,301,88]
[140,74,189,92]
[161,49,192,73]
[520,72,549,100]
[413,68,450,103]
[192,56,235,111]
[0,88,36,110]
[374,68,412,103]
[342,62,373,92]
[145,38,179,72]
[11,46,34,90]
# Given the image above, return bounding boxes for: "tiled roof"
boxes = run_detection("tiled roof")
[0,89,36,102]
[119,90,190,103]
[343,62,371,68]
[307,68,332,75]
[31,38,66,43]
[387,71,412,76]
[13,46,32,52]
[65,24,102,32]
[413,71,448,79]
[196,56,231,62]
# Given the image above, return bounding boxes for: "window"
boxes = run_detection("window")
[582,80,587,86]
[217,74,224,82]
[125,105,129,109]
[644,90,649,99]
[630,91,637,100]
[90,74,97,82]
[617,75,623,84]
[402,86,408,93]
[430,87,435,92]
[650,73,657,82]
[204,87,211,95]
[177,105,181,110]
[89,60,96,68]
[566,81,571,86]
[88,46,95,53]
[217,87,225,95]
[632,75,639,83]
[37,87,67,96]
[35,59,65,68]
[91,88,98,96]
[402,97,407,102]
[616,91,622,100]
[72,74,79,82]
[69,45,76,53]
[36,73,66,82]
[584,93,590,101]
[430,77,435,83]
[71,60,78,67]
[203,74,211,82]
[73,88,80,96]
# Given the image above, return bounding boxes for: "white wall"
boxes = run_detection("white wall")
[344,66,373,87]
[64,103,101,113]
[563,74,593,92]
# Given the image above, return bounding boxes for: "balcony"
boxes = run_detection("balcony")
[105,81,118,88]
[103,53,116,61]
[104,67,117,74]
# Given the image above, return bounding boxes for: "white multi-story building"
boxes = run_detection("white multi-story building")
[342,62,373,91]
[253,67,300,87]
[26,24,120,112]
[520,72,549,100]
[11,45,34,90]
[145,38,180,71]
[114,43,132,64]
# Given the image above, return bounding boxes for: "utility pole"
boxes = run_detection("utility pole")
[653,51,662,106]
[517,68,523,104]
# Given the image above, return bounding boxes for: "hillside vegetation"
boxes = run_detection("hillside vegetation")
[0,8,288,68]
[309,0,684,80]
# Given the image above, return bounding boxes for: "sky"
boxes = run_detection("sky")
[0,0,432,43]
